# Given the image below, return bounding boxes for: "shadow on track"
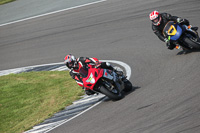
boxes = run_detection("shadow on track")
[177,49,200,55]
[103,86,140,102]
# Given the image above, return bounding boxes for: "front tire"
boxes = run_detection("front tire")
[123,79,132,92]
[99,86,123,100]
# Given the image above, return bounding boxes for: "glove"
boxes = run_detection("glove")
[177,18,184,24]
[69,70,75,79]
[166,41,176,50]
[164,38,169,44]
[82,86,86,90]
[164,38,172,48]
[115,70,123,76]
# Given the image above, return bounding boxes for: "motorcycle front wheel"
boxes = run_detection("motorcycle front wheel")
[123,79,132,92]
[99,86,123,100]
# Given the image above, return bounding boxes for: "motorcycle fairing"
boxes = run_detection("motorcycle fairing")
[170,24,183,41]
[82,67,104,90]
[163,21,183,41]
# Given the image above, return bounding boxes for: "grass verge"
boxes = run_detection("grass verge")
[0,71,84,133]
[0,0,16,5]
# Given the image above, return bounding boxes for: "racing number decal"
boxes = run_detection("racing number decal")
[168,25,177,36]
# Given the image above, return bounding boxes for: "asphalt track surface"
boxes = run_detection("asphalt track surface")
[1,0,200,133]
[0,0,105,26]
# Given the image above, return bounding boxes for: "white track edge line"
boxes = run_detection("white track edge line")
[43,97,107,133]
[0,0,107,27]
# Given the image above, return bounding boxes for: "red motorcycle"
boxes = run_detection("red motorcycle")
[79,64,132,100]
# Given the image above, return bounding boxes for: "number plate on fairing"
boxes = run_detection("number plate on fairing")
[103,69,114,80]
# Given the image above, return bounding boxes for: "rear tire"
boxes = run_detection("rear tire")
[99,86,123,100]
[183,36,200,49]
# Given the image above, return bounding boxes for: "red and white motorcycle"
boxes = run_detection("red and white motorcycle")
[80,64,132,100]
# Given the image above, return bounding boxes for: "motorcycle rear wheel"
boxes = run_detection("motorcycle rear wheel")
[183,36,200,49]
[99,86,123,100]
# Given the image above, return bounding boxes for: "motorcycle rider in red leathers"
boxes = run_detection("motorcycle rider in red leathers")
[64,54,122,95]
[149,10,198,50]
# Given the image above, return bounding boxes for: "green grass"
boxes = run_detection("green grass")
[0,71,84,133]
[0,0,16,5]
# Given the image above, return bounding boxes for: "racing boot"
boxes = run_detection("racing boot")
[112,66,123,76]
[84,87,95,95]
[191,27,198,32]
[114,69,123,76]
[102,62,123,76]
[109,65,123,76]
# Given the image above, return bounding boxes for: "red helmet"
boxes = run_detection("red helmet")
[149,10,162,26]
[64,54,76,69]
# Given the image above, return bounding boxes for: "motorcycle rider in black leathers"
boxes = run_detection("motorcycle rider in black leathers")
[64,54,122,95]
[149,10,198,50]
